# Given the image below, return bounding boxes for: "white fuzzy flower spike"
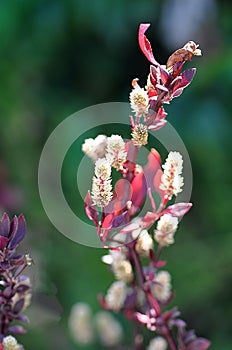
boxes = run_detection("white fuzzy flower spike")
[95,311,123,346]
[91,158,113,208]
[106,135,127,170]
[68,303,94,345]
[152,271,171,302]
[105,281,127,311]
[160,151,184,199]
[154,214,178,246]
[130,79,149,117]
[82,134,107,161]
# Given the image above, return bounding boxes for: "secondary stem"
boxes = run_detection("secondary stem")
[166,329,177,350]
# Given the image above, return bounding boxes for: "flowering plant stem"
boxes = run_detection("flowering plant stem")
[78,23,211,350]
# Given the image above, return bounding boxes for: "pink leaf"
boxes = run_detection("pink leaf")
[148,119,167,131]
[163,202,192,217]
[154,260,167,268]
[142,212,157,227]
[138,23,158,65]
[159,66,170,85]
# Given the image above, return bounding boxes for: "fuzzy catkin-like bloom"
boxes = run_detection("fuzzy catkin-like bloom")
[82,134,107,161]
[147,336,168,350]
[130,79,149,117]
[103,250,133,283]
[101,249,126,265]
[155,214,178,246]
[160,151,184,199]
[106,135,127,170]
[152,271,171,302]
[131,124,148,146]
[94,158,111,180]
[2,336,21,350]
[135,230,154,257]
[92,158,113,207]
[95,311,123,346]
[113,260,133,283]
[68,303,94,345]
[105,281,127,311]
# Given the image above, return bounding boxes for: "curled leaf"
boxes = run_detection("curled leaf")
[138,23,158,65]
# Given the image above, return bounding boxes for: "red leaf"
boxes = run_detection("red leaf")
[0,236,8,250]
[102,214,114,230]
[84,191,98,226]
[144,149,162,192]
[163,202,192,217]
[113,178,132,212]
[138,23,158,65]
[131,171,147,209]
[159,66,170,85]
[150,65,158,86]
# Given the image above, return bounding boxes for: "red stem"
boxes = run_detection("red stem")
[166,329,177,350]
[129,245,161,316]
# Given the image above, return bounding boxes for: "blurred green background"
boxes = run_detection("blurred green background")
[0,0,231,349]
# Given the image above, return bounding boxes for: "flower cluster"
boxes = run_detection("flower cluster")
[70,23,210,350]
[0,213,32,349]
[69,302,123,347]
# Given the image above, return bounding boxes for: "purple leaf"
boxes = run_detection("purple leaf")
[0,213,10,237]
[172,68,196,94]
[159,66,170,85]
[13,298,25,313]
[16,284,30,293]
[112,211,129,229]
[3,286,12,298]
[174,319,187,328]
[188,339,211,350]
[9,216,18,240]
[8,325,26,335]
[0,261,10,270]
[163,202,192,217]
[173,88,184,98]
[8,214,26,249]
[15,314,29,323]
